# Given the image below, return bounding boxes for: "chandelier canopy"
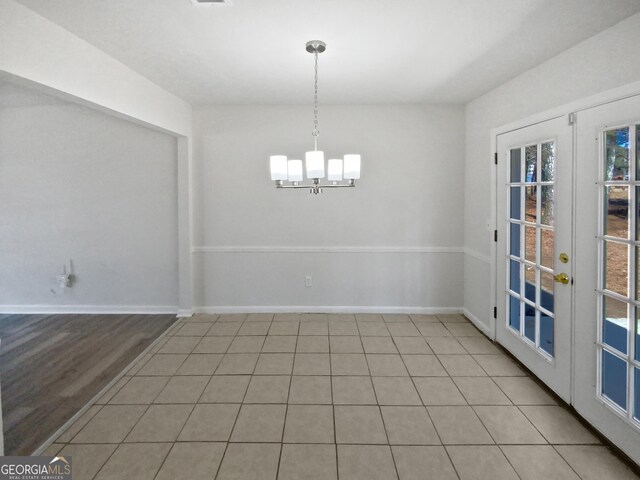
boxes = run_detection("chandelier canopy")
[269,40,361,195]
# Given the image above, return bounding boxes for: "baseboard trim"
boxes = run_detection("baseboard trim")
[176,309,194,318]
[195,306,463,314]
[0,305,178,315]
[463,307,493,338]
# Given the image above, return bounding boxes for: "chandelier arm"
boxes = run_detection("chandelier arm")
[276,180,356,189]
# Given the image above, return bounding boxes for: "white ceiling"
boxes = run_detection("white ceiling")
[14,0,640,105]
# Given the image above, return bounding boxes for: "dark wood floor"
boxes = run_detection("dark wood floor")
[0,313,176,455]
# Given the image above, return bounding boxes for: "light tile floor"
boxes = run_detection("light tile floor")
[45,313,640,480]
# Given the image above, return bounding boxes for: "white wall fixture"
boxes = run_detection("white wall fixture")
[269,41,361,195]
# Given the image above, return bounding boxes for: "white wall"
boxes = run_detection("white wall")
[0,85,179,311]
[193,105,465,311]
[0,0,191,137]
[464,12,640,332]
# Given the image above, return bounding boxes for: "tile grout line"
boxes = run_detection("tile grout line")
[89,317,190,480]
[359,328,402,479]
[213,317,260,480]
[274,314,295,480]
[399,318,462,480]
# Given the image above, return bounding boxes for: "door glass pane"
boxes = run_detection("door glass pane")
[604,241,628,297]
[524,305,536,343]
[510,223,520,257]
[509,295,520,331]
[509,260,520,293]
[637,246,640,302]
[525,186,537,222]
[602,350,627,410]
[540,272,554,312]
[540,310,554,356]
[636,187,640,240]
[541,142,555,182]
[525,145,537,183]
[540,186,554,226]
[510,148,521,182]
[603,295,628,354]
[525,226,536,263]
[525,264,535,293]
[637,125,640,179]
[635,368,640,421]
[636,309,640,362]
[605,127,629,181]
[510,187,521,219]
[605,186,629,239]
[540,228,554,269]
[505,139,555,358]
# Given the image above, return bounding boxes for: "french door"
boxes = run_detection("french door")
[496,116,574,402]
[574,94,640,463]
[496,95,640,464]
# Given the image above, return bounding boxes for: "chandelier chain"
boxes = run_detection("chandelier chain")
[312,50,319,149]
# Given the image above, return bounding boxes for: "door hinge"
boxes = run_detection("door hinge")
[494,152,498,165]
[568,112,576,125]
[494,230,498,242]
[493,306,497,319]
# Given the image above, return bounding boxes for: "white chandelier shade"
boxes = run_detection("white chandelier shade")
[287,159,303,182]
[270,153,361,184]
[269,40,361,195]
[327,159,343,181]
[344,154,361,180]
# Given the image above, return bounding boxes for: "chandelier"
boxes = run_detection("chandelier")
[269,40,361,195]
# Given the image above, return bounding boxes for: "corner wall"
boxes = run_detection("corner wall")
[464,12,640,333]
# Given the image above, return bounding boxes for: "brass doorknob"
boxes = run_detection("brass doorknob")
[554,273,569,285]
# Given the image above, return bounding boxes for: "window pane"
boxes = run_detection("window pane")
[602,350,627,410]
[541,142,555,182]
[540,186,554,227]
[540,310,554,356]
[604,241,628,297]
[510,223,520,257]
[540,228,554,269]
[525,145,537,183]
[603,295,628,354]
[510,187,521,219]
[635,367,640,421]
[510,148,521,183]
[524,306,536,343]
[637,246,640,302]
[525,186,537,222]
[605,186,628,239]
[636,309,640,362]
[540,271,554,313]
[605,127,629,181]
[510,260,520,294]
[636,187,640,241]
[525,264,536,291]
[525,226,536,263]
[509,295,520,331]
[637,125,640,180]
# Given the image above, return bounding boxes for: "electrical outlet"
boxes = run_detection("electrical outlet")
[305,276,312,287]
